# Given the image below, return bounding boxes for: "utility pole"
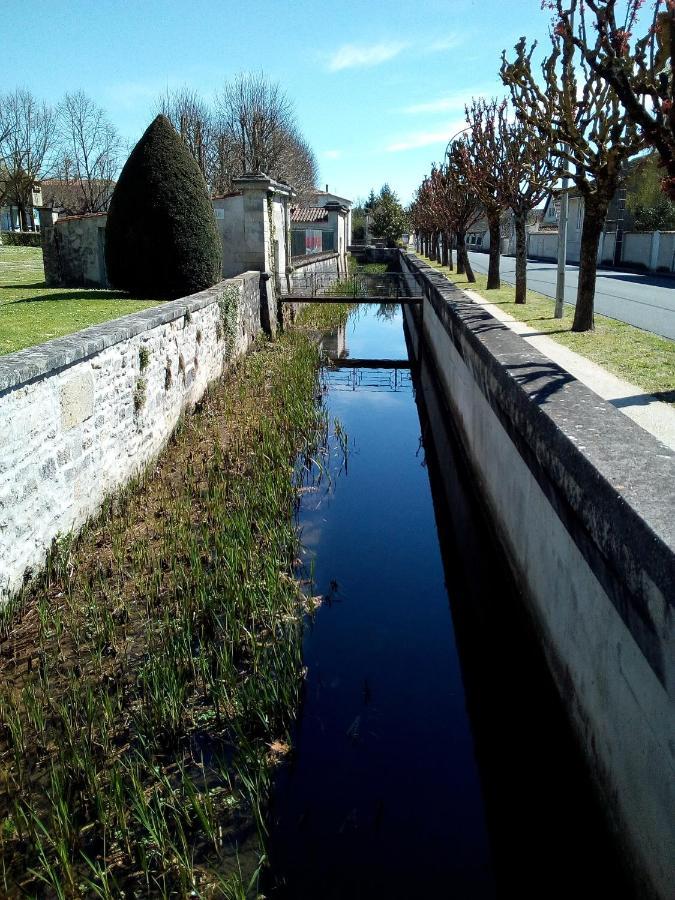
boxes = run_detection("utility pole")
[555,160,569,319]
[555,8,574,320]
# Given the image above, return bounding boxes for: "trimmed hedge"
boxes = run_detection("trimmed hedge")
[105,115,222,299]
[1,232,42,247]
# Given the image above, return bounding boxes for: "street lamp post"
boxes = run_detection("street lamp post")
[555,155,569,319]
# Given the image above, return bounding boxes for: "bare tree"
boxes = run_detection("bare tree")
[275,127,318,202]
[214,73,317,198]
[55,91,121,214]
[0,88,56,230]
[156,86,212,181]
[461,98,513,288]
[502,11,645,331]
[216,73,293,174]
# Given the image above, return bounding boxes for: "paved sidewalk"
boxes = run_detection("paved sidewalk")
[465,289,675,452]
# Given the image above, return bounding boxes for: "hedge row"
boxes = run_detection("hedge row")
[1,231,42,247]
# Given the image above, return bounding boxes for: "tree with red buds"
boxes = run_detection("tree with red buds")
[460,98,513,289]
[502,6,645,331]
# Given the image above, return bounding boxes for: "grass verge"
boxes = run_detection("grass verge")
[0,321,344,896]
[0,247,160,355]
[421,255,674,404]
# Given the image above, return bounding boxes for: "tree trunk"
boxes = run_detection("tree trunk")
[436,232,443,264]
[18,202,28,232]
[486,214,501,289]
[458,231,475,282]
[456,232,465,274]
[444,231,453,271]
[572,202,605,332]
[514,211,527,304]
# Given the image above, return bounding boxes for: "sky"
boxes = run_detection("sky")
[3,0,556,206]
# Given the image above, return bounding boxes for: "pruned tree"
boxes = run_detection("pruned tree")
[409,176,437,259]
[444,139,484,281]
[460,98,513,288]
[428,165,454,268]
[502,11,645,331]
[0,88,56,230]
[55,91,121,214]
[554,1,675,199]
[501,114,556,303]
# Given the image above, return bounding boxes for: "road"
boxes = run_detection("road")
[466,251,675,340]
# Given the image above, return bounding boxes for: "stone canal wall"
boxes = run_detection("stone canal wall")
[0,272,266,602]
[400,251,674,900]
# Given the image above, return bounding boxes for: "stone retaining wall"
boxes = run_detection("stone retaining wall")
[400,251,674,900]
[0,272,265,601]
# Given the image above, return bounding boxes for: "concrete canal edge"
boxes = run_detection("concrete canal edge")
[400,251,674,899]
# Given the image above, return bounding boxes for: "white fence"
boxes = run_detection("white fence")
[528,229,675,272]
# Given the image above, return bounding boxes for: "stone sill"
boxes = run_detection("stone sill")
[291,252,339,269]
[0,273,260,395]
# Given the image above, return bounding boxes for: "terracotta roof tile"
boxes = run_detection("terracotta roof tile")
[291,206,328,223]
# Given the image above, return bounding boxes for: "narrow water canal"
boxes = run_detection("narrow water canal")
[265,303,632,899]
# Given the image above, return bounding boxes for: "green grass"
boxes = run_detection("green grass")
[422,255,675,403]
[0,246,161,355]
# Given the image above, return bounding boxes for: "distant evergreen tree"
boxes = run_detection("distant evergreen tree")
[370,185,408,247]
[105,115,222,299]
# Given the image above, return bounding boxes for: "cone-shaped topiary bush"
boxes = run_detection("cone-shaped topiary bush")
[105,115,222,299]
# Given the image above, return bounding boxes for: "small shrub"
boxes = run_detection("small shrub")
[139,346,150,371]
[105,115,222,299]
[1,231,41,247]
[164,359,173,390]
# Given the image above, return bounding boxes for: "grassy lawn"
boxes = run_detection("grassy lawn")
[0,246,161,355]
[421,256,675,403]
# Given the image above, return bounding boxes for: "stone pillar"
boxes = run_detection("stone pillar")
[231,174,294,279]
[38,208,62,286]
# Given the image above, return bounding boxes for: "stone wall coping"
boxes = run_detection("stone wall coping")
[403,251,675,688]
[0,272,261,396]
[292,251,339,269]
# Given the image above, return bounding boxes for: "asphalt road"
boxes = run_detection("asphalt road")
[466,251,675,340]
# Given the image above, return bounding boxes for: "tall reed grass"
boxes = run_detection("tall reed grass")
[0,321,345,897]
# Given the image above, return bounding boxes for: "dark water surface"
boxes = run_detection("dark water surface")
[264,304,632,899]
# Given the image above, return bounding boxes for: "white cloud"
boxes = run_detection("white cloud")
[323,149,342,160]
[401,87,495,115]
[427,34,462,53]
[327,41,407,72]
[385,119,467,153]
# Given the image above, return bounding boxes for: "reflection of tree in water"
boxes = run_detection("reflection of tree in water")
[377,303,398,321]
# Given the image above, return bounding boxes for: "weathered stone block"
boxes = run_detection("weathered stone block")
[60,371,95,430]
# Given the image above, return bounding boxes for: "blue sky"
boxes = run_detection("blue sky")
[4,0,555,205]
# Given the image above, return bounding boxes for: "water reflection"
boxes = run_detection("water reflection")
[264,303,633,899]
